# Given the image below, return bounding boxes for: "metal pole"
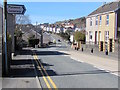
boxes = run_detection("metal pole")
[41,29,43,47]
[36,21,37,39]
[3,0,8,75]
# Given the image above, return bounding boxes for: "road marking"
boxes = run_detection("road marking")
[93,65,119,76]
[33,53,57,89]
[70,57,84,63]
[35,55,58,90]
[33,55,52,90]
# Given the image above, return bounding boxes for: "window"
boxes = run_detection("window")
[89,31,92,40]
[106,15,109,25]
[105,31,109,43]
[99,16,102,25]
[90,18,92,26]
[96,16,98,25]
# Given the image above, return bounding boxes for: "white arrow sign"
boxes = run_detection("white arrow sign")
[7,4,26,14]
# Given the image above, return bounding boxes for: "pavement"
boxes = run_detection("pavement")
[78,44,119,61]
[2,48,41,89]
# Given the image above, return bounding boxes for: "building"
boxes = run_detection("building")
[64,23,74,29]
[46,27,50,31]
[63,28,67,33]
[56,27,63,33]
[86,2,119,52]
[49,27,53,32]
[53,27,57,33]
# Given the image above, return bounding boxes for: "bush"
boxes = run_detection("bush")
[74,31,85,42]
[28,39,39,47]
[59,32,70,41]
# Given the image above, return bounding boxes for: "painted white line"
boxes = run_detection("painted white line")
[70,57,84,63]
[110,73,119,76]
[93,65,119,76]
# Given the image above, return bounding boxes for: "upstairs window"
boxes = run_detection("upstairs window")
[106,15,109,25]
[105,31,109,43]
[99,16,102,25]
[90,18,92,26]
[96,16,98,25]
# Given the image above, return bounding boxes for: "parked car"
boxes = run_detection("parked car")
[58,39,61,42]
[67,41,72,45]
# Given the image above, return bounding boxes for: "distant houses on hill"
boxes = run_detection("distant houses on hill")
[39,17,86,34]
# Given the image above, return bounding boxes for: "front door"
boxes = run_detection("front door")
[109,39,112,52]
[95,31,97,44]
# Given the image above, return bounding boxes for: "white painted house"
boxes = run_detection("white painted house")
[56,27,63,33]
[53,27,57,33]
[46,27,50,31]
[63,28,67,33]
[49,27,53,32]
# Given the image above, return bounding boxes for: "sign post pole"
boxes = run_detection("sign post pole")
[2,3,26,76]
[3,0,8,75]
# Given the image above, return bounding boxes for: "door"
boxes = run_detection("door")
[109,39,112,52]
[95,31,97,44]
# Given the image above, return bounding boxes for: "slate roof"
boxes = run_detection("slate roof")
[88,2,119,16]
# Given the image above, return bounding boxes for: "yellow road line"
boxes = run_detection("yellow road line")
[33,56,52,90]
[34,54,58,90]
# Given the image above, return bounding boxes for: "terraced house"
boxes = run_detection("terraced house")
[86,2,120,52]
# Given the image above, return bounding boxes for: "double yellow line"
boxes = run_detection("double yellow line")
[33,53,58,90]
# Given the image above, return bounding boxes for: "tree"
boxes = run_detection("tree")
[16,15,31,25]
[15,15,32,48]
[74,31,85,42]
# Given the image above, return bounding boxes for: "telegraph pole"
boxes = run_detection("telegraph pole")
[36,21,37,39]
[41,29,43,47]
[3,0,8,75]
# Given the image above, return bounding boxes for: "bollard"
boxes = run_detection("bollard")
[82,47,83,52]
[75,47,76,50]
[77,48,79,51]
[91,48,93,53]
[105,49,108,55]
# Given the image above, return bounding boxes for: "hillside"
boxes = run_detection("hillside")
[55,17,86,28]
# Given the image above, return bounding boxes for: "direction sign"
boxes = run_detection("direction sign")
[7,4,26,14]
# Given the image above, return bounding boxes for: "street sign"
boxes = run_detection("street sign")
[7,4,26,14]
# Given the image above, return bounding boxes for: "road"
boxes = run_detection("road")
[31,33,118,88]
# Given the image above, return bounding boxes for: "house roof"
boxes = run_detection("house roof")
[88,2,119,16]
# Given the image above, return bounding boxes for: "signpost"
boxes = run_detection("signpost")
[3,3,26,76]
[7,4,26,14]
